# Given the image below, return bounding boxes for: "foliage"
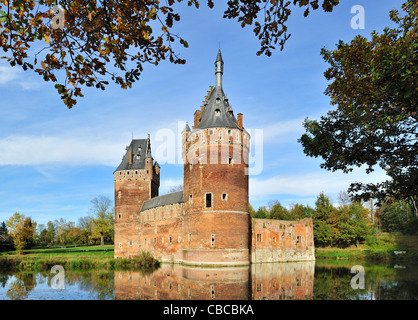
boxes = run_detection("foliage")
[0,0,340,108]
[0,221,8,239]
[376,200,418,234]
[299,1,418,206]
[90,195,114,246]
[6,212,36,254]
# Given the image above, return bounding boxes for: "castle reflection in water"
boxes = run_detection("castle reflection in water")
[114,261,315,300]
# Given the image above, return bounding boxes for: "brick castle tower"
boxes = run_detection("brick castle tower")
[114,136,160,258]
[181,50,251,265]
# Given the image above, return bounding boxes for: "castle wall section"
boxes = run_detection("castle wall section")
[138,203,184,263]
[251,218,315,263]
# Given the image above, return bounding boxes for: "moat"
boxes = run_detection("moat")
[1,261,417,300]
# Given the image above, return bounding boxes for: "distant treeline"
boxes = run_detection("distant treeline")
[0,196,114,253]
[249,192,418,248]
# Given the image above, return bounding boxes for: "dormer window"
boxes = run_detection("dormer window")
[215,98,221,104]
[215,109,221,117]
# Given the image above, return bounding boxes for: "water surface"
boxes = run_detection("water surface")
[0,261,416,300]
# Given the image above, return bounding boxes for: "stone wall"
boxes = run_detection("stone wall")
[251,218,315,263]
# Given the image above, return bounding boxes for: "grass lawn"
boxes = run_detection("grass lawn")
[0,245,159,271]
[315,233,418,262]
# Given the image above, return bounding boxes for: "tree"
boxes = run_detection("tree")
[0,0,340,108]
[54,218,73,245]
[67,226,82,246]
[6,213,36,254]
[299,1,417,206]
[253,206,269,219]
[46,220,57,245]
[0,221,8,240]
[269,201,290,220]
[38,228,49,246]
[90,195,114,246]
[77,216,93,244]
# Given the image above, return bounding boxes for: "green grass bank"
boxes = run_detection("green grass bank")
[0,245,160,272]
[315,233,418,263]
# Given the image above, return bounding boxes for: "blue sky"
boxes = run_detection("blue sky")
[0,0,404,226]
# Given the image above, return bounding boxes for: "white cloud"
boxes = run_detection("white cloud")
[260,118,305,144]
[249,169,388,198]
[0,134,124,166]
[0,64,45,90]
[0,65,21,84]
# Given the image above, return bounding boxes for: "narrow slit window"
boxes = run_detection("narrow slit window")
[222,193,227,200]
[211,234,215,247]
[205,193,212,208]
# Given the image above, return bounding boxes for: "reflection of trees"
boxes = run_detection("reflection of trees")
[6,273,37,300]
[65,271,114,300]
[313,263,418,300]
[0,273,10,289]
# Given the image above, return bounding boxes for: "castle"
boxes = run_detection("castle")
[114,50,315,266]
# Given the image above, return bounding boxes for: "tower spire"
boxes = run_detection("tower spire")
[215,49,223,88]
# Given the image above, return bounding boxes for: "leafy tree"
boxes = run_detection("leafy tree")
[54,218,73,245]
[313,220,333,247]
[6,212,36,254]
[314,192,335,221]
[253,206,269,219]
[90,195,114,246]
[0,221,8,240]
[38,228,49,246]
[77,215,93,244]
[376,200,418,234]
[0,0,340,108]
[269,201,290,220]
[299,1,417,206]
[46,220,57,245]
[312,193,337,246]
[289,203,309,220]
[67,226,82,246]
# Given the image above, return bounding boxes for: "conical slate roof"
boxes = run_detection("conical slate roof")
[195,86,239,129]
[195,50,239,130]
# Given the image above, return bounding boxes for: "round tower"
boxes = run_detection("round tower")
[182,50,251,266]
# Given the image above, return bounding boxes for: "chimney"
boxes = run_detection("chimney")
[194,109,201,129]
[128,149,133,165]
[237,113,243,129]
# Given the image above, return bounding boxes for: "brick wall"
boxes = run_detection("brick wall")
[251,218,315,263]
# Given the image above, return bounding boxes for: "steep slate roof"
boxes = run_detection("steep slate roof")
[115,138,150,172]
[195,50,240,130]
[195,86,239,129]
[140,191,184,212]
